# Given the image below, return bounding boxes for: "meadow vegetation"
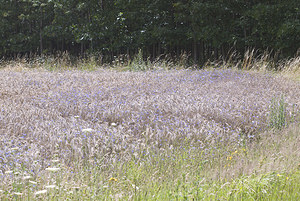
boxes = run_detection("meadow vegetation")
[0,54,299,200]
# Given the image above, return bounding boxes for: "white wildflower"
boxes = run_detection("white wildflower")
[51,159,60,163]
[45,167,61,172]
[22,176,32,180]
[13,192,23,195]
[132,184,139,190]
[5,171,13,174]
[111,122,117,127]
[82,128,94,132]
[45,185,56,189]
[29,180,37,185]
[34,190,47,195]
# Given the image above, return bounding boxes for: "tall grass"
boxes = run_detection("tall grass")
[1,50,299,74]
[0,53,299,200]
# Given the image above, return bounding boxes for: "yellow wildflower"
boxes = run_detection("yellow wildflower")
[109,177,118,182]
[227,156,232,161]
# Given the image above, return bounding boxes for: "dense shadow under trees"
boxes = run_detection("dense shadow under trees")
[0,0,299,63]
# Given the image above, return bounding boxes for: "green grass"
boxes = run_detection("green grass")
[1,123,299,200]
[269,95,287,130]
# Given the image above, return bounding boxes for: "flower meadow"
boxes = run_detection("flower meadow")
[0,68,299,200]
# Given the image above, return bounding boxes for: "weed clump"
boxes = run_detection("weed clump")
[268,95,287,130]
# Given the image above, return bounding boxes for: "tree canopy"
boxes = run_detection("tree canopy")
[1,0,299,62]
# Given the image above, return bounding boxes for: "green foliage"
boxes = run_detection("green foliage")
[128,49,148,71]
[269,95,287,130]
[0,0,299,61]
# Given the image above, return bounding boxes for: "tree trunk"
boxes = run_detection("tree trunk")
[39,20,43,55]
[81,42,84,56]
[127,47,130,64]
[152,43,156,59]
[193,38,197,63]
[199,40,204,64]
[158,43,161,56]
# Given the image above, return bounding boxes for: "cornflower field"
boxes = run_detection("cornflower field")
[0,62,300,200]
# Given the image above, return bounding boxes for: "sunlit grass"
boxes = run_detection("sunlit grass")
[0,123,299,200]
[0,55,299,200]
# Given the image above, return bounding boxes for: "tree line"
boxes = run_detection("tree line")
[1,0,299,63]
